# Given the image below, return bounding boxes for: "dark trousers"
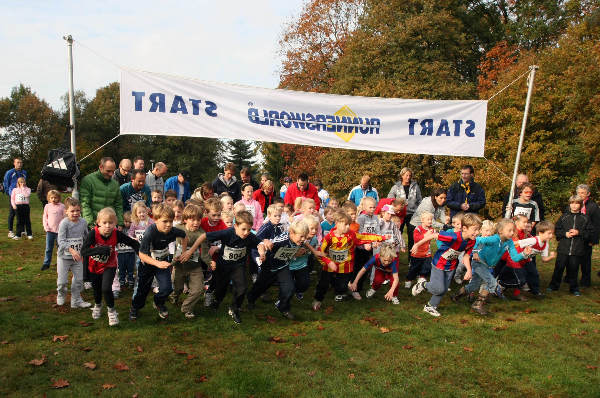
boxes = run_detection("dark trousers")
[118,252,136,284]
[15,204,32,236]
[291,267,311,294]
[90,267,117,308]
[401,214,415,260]
[581,245,593,287]
[213,263,246,310]
[8,204,16,232]
[406,256,432,281]
[550,253,582,293]
[314,272,350,301]
[247,267,294,312]
[523,258,540,294]
[353,248,372,292]
[497,265,527,288]
[131,262,174,310]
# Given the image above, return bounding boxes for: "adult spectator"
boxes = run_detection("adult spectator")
[314,179,330,209]
[120,169,152,212]
[348,174,379,206]
[446,165,486,220]
[575,184,600,287]
[164,170,192,202]
[253,180,274,215]
[387,167,422,246]
[260,173,271,187]
[37,179,65,207]
[502,173,545,220]
[146,162,168,194]
[3,157,27,238]
[280,176,292,199]
[133,156,145,171]
[212,163,241,202]
[410,188,449,231]
[284,173,321,210]
[80,157,123,226]
[112,158,132,186]
[240,167,260,191]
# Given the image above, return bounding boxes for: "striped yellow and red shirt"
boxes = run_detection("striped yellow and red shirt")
[320,227,384,273]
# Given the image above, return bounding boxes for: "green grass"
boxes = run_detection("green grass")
[1,195,599,397]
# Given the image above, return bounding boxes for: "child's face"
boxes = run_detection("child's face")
[50,195,60,204]
[325,212,334,223]
[207,209,221,224]
[173,206,183,221]
[66,205,81,222]
[283,206,291,215]
[515,218,527,231]
[275,203,284,213]
[302,203,315,215]
[289,229,307,246]
[380,256,394,266]
[422,215,433,228]
[345,210,356,222]
[382,212,392,221]
[364,202,376,215]
[393,204,405,214]
[452,218,462,231]
[524,222,533,234]
[165,197,176,207]
[462,225,480,240]
[335,221,350,234]
[202,189,214,200]
[222,217,234,228]
[520,188,533,201]
[480,226,493,237]
[151,192,162,204]
[18,180,26,187]
[498,224,514,240]
[155,216,174,234]
[539,230,554,242]
[185,217,202,231]
[269,211,282,225]
[97,215,116,236]
[307,225,317,239]
[329,200,338,208]
[222,198,233,211]
[570,202,582,213]
[242,186,253,200]
[136,207,148,220]
[123,219,131,229]
[234,222,252,239]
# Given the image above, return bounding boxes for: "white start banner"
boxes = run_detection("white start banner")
[120,69,487,157]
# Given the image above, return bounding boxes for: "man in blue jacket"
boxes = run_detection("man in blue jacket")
[164,170,191,203]
[347,174,379,206]
[446,165,486,221]
[120,169,152,212]
[3,157,27,238]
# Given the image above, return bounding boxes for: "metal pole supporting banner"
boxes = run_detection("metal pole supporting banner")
[505,65,538,218]
[64,34,78,199]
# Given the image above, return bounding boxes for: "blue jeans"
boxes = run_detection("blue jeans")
[426,267,454,308]
[43,232,58,267]
[131,262,174,310]
[118,252,136,284]
[465,260,497,294]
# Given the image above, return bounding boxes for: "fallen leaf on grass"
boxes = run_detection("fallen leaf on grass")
[275,350,286,358]
[173,348,187,355]
[136,346,143,353]
[463,347,474,352]
[380,327,390,334]
[428,366,434,371]
[1,341,8,345]
[0,296,16,302]
[269,336,285,343]
[524,308,537,314]
[348,373,355,379]
[325,306,334,314]
[316,325,325,330]
[113,361,129,371]
[51,379,69,389]
[79,321,92,327]
[83,362,96,370]
[459,319,468,324]
[307,370,316,377]
[402,345,414,350]
[133,394,139,398]
[586,365,598,370]
[81,347,92,352]
[195,375,208,383]
[492,326,507,331]
[266,315,277,324]
[29,355,47,366]
[16,267,23,271]
[52,335,68,342]
[414,315,422,320]
[31,315,38,320]
[290,332,306,337]
[187,354,196,360]
[580,319,588,323]
[102,383,116,390]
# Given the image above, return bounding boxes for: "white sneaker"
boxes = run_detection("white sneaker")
[153,286,159,294]
[12,236,20,240]
[184,311,195,319]
[454,276,463,284]
[365,288,376,298]
[412,280,426,296]
[391,297,400,305]
[56,294,66,306]
[71,300,92,309]
[91,304,102,319]
[350,291,362,300]
[112,290,119,299]
[417,277,427,284]
[7,231,15,238]
[84,282,92,290]
[404,281,412,289]
[382,279,390,285]
[334,294,345,302]
[522,283,531,292]
[107,308,119,326]
[312,300,321,311]
[423,303,441,317]
[27,235,33,240]
[251,273,258,283]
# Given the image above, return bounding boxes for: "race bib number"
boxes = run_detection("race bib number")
[363,222,378,234]
[513,206,532,219]
[135,230,145,242]
[116,242,132,252]
[273,247,299,262]
[245,204,256,217]
[151,247,170,261]
[328,248,349,263]
[65,237,83,253]
[15,193,26,202]
[223,246,246,262]
[90,245,111,263]
[175,244,200,262]
[442,248,461,261]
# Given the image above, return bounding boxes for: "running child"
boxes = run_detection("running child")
[117,211,136,288]
[56,197,90,309]
[81,207,140,326]
[221,210,234,227]
[406,211,437,289]
[321,206,336,236]
[495,215,533,300]
[378,204,406,255]
[352,196,381,299]
[201,198,228,307]
[42,190,65,270]
[288,215,320,300]
[349,243,401,305]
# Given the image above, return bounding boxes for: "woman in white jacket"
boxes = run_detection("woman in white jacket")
[410,188,448,231]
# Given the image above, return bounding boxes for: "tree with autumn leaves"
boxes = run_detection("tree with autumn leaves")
[267,0,600,217]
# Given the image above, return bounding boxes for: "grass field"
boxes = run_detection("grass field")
[0,195,599,397]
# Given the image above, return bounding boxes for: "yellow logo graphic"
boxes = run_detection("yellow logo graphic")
[333,105,357,143]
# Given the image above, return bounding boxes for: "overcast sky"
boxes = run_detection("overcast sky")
[0,1,303,111]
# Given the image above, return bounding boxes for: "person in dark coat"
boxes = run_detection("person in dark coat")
[446,165,486,221]
[575,184,600,286]
[212,163,241,202]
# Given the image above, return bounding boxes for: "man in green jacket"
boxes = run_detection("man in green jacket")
[80,157,124,227]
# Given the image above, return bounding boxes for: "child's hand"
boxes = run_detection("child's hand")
[263,239,274,251]
[69,248,82,262]
[208,246,219,256]
[210,261,216,271]
[445,215,451,224]
[410,246,419,255]
[571,229,579,236]
[259,252,266,262]
[179,249,193,263]
[156,261,171,269]
[463,270,472,281]
[549,251,557,260]
[364,243,372,251]
[523,246,533,256]
[348,282,358,292]
[327,262,337,272]
[472,252,481,262]
[313,250,326,258]
[384,289,394,301]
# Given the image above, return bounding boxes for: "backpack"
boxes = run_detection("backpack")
[41,149,80,188]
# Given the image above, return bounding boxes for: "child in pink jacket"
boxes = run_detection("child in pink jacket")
[11,177,32,239]
[42,190,65,270]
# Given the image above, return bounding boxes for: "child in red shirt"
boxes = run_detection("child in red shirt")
[406,211,437,288]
